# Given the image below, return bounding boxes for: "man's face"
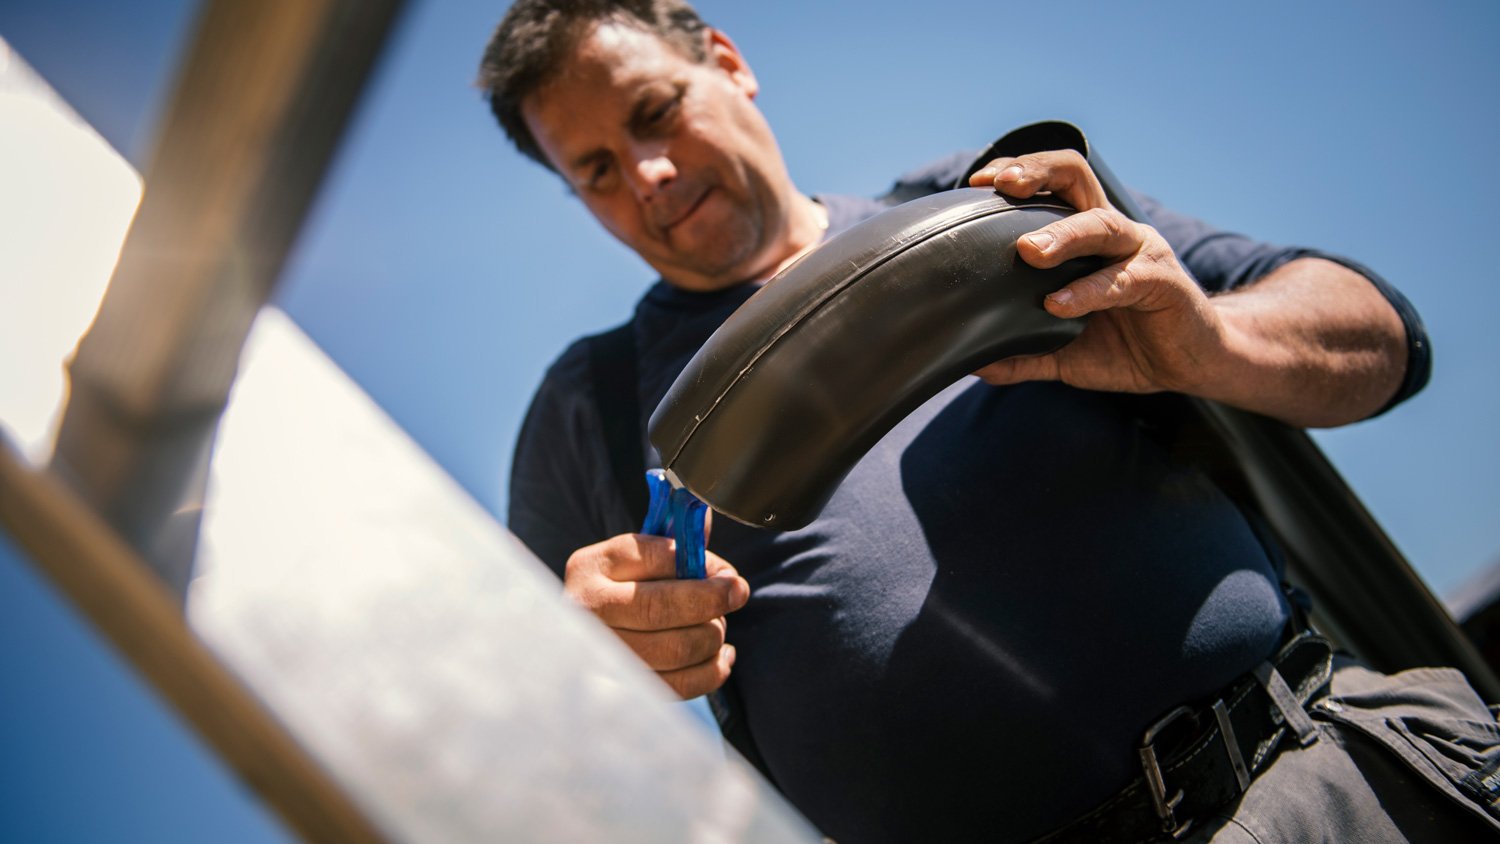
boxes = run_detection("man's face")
[522,22,797,291]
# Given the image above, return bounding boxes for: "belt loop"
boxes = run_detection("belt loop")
[1212,699,1251,792]
[1253,662,1319,747]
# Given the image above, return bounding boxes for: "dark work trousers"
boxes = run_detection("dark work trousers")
[1186,657,1500,842]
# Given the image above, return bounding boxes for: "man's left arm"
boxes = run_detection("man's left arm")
[1192,256,1407,426]
[968,151,1417,428]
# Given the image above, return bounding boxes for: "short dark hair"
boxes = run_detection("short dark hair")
[477,0,711,170]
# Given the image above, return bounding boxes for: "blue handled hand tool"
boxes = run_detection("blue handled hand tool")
[641,468,707,580]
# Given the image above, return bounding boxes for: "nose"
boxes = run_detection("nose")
[626,143,677,201]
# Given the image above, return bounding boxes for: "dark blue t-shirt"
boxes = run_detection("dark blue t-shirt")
[507,153,1430,842]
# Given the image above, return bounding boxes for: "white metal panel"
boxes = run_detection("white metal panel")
[190,309,818,842]
[0,38,142,464]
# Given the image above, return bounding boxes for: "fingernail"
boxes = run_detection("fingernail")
[730,577,750,608]
[1048,288,1074,305]
[999,164,1024,182]
[1025,232,1055,252]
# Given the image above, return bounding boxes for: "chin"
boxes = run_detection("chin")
[674,232,767,284]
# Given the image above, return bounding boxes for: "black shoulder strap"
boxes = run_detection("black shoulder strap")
[585,321,779,789]
[586,322,649,528]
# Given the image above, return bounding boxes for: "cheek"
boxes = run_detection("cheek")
[588,196,662,251]
[585,195,634,231]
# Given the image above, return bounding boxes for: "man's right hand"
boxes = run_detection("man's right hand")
[563,532,750,699]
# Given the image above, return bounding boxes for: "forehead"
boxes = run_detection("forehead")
[524,22,701,169]
[546,21,694,105]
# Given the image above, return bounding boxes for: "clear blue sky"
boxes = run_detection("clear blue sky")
[3,0,1498,836]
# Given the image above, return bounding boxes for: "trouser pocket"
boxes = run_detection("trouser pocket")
[1313,664,1500,830]
[1393,713,1500,820]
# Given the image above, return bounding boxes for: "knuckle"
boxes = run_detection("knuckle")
[1137,244,1165,269]
[1087,207,1124,239]
[1079,272,1110,298]
[1046,217,1078,243]
[637,585,668,629]
[1056,148,1087,169]
[1141,230,1175,265]
[1083,267,1128,301]
[563,545,594,582]
[654,632,685,668]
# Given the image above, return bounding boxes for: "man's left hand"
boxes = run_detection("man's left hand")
[967,150,1222,397]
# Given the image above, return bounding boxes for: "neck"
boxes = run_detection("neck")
[768,194,828,278]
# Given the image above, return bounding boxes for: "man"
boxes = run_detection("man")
[481,2,1497,841]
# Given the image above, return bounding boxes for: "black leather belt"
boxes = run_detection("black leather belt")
[1036,633,1335,843]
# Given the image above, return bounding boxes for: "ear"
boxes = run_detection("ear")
[707,28,758,99]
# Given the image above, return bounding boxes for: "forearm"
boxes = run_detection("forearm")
[1192,258,1407,428]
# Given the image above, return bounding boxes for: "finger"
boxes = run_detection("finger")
[615,617,727,672]
[593,574,749,631]
[968,156,1016,187]
[997,150,1110,210]
[589,533,688,582]
[1016,207,1145,270]
[973,353,1061,386]
[1043,261,1165,320]
[973,150,1111,211]
[659,643,737,699]
[597,536,741,590]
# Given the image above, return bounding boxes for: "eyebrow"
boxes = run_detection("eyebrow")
[563,82,681,178]
[626,84,677,134]
[567,149,610,180]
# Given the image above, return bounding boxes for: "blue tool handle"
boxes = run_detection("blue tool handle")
[642,469,673,537]
[640,469,707,580]
[671,491,707,580]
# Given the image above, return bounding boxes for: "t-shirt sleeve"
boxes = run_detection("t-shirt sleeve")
[1132,191,1431,416]
[507,340,633,579]
[878,149,982,205]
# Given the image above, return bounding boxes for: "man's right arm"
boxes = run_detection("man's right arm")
[509,344,748,698]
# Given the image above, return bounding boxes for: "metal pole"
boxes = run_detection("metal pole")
[49,0,408,599]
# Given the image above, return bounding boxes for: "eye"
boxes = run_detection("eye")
[576,156,618,193]
[645,92,682,129]
[585,158,616,192]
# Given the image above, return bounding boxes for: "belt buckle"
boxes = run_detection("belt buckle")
[1138,705,1196,839]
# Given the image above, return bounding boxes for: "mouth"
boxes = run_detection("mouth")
[660,187,712,234]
